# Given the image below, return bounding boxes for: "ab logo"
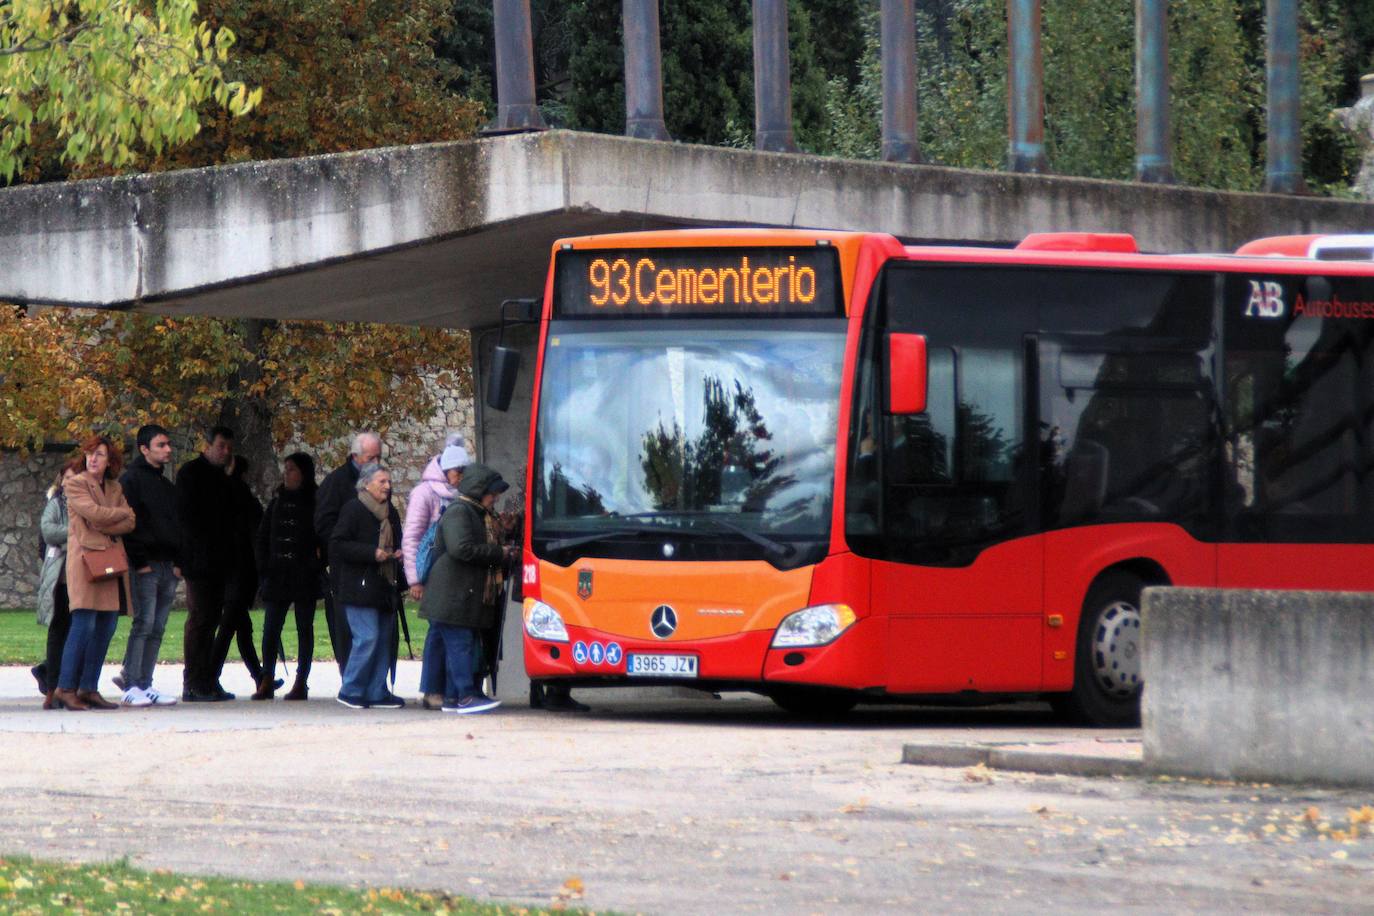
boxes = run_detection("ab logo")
[1245,280,1286,319]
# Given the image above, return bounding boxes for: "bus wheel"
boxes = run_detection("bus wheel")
[767,686,859,718]
[1056,570,1145,727]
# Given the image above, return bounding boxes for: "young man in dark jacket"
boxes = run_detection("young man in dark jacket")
[417,463,514,714]
[314,431,381,674]
[175,425,237,701]
[330,462,407,709]
[117,424,182,707]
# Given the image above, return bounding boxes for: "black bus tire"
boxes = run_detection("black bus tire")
[767,686,859,718]
[1054,570,1146,727]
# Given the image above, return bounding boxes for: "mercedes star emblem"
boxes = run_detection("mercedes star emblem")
[650,605,678,639]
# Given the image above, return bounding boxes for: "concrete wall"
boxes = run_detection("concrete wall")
[8,131,1374,330]
[1142,587,1374,788]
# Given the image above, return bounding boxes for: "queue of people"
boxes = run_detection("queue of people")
[30,426,548,716]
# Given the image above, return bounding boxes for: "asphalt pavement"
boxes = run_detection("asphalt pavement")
[3,665,1374,913]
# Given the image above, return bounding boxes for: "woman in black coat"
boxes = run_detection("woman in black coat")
[253,452,321,700]
[330,463,407,709]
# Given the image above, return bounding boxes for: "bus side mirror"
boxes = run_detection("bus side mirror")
[887,333,927,414]
[485,346,521,412]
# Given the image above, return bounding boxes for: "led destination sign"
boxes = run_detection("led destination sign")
[554,246,842,317]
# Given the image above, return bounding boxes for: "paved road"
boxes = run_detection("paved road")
[1,683,1371,913]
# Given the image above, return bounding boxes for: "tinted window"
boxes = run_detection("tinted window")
[1223,274,1374,542]
[847,265,1217,566]
[1039,335,1216,530]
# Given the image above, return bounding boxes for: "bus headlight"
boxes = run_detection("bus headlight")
[771,604,857,648]
[524,599,570,642]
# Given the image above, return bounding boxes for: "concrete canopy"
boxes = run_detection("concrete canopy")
[4,129,1374,329]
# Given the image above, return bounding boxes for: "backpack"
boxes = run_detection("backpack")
[415,501,450,585]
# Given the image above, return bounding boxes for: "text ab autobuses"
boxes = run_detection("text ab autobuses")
[483,228,1374,725]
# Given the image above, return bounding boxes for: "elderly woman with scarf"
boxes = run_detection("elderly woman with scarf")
[418,463,514,714]
[329,462,407,709]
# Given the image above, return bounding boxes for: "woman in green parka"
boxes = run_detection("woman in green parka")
[417,463,514,714]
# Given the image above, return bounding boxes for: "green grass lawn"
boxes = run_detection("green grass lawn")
[0,854,575,914]
[0,606,430,667]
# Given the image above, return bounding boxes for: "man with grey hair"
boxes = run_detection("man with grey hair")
[314,431,381,674]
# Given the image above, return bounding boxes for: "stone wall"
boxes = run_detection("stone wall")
[0,382,476,609]
[0,450,73,610]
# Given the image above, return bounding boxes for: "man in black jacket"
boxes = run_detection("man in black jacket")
[116,424,182,707]
[314,431,381,674]
[176,426,238,701]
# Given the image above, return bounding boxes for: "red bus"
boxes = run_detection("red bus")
[490,228,1374,725]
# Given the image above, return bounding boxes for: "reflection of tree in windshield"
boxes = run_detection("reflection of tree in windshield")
[640,376,795,512]
[540,461,608,518]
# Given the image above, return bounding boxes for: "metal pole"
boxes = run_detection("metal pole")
[622,0,671,140]
[1135,0,1174,183]
[1006,0,1048,173]
[881,0,920,163]
[492,0,547,132]
[752,0,797,153]
[1265,0,1304,194]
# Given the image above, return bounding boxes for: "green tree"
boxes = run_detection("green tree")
[0,0,260,182]
[2,0,483,489]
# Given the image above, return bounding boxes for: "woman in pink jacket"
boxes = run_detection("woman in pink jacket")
[403,441,468,709]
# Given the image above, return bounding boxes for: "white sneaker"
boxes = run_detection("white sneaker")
[143,686,178,706]
[121,686,153,708]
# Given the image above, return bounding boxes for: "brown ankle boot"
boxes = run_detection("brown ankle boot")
[43,688,58,710]
[282,676,307,701]
[251,674,275,701]
[78,690,118,710]
[55,688,88,711]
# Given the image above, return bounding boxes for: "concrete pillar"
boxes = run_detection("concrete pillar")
[622,0,671,141]
[474,321,538,703]
[1265,0,1304,194]
[492,0,547,132]
[1006,0,1048,173]
[752,0,798,153]
[1134,0,1174,184]
[881,0,920,163]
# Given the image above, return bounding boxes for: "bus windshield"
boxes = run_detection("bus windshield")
[533,320,847,564]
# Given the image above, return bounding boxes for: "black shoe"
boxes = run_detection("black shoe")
[335,694,368,709]
[541,691,590,713]
[31,665,48,696]
[273,678,285,690]
[371,694,405,709]
[182,689,216,703]
[211,684,236,701]
[111,674,127,692]
[443,693,501,714]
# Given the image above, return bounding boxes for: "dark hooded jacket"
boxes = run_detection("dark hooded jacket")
[175,454,234,579]
[418,464,508,630]
[119,453,181,570]
[255,453,321,603]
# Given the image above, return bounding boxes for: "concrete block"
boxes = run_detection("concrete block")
[1142,587,1374,788]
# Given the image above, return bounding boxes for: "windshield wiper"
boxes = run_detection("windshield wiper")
[704,517,795,562]
[615,510,795,561]
[544,529,642,553]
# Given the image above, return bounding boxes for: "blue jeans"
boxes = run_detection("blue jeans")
[58,610,119,692]
[418,627,447,696]
[422,622,481,701]
[122,561,178,690]
[340,605,395,703]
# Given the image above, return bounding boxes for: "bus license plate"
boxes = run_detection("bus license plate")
[626,653,698,678]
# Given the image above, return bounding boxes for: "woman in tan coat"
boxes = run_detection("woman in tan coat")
[54,435,136,711]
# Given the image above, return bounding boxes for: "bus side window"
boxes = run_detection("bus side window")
[1223,274,1374,542]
